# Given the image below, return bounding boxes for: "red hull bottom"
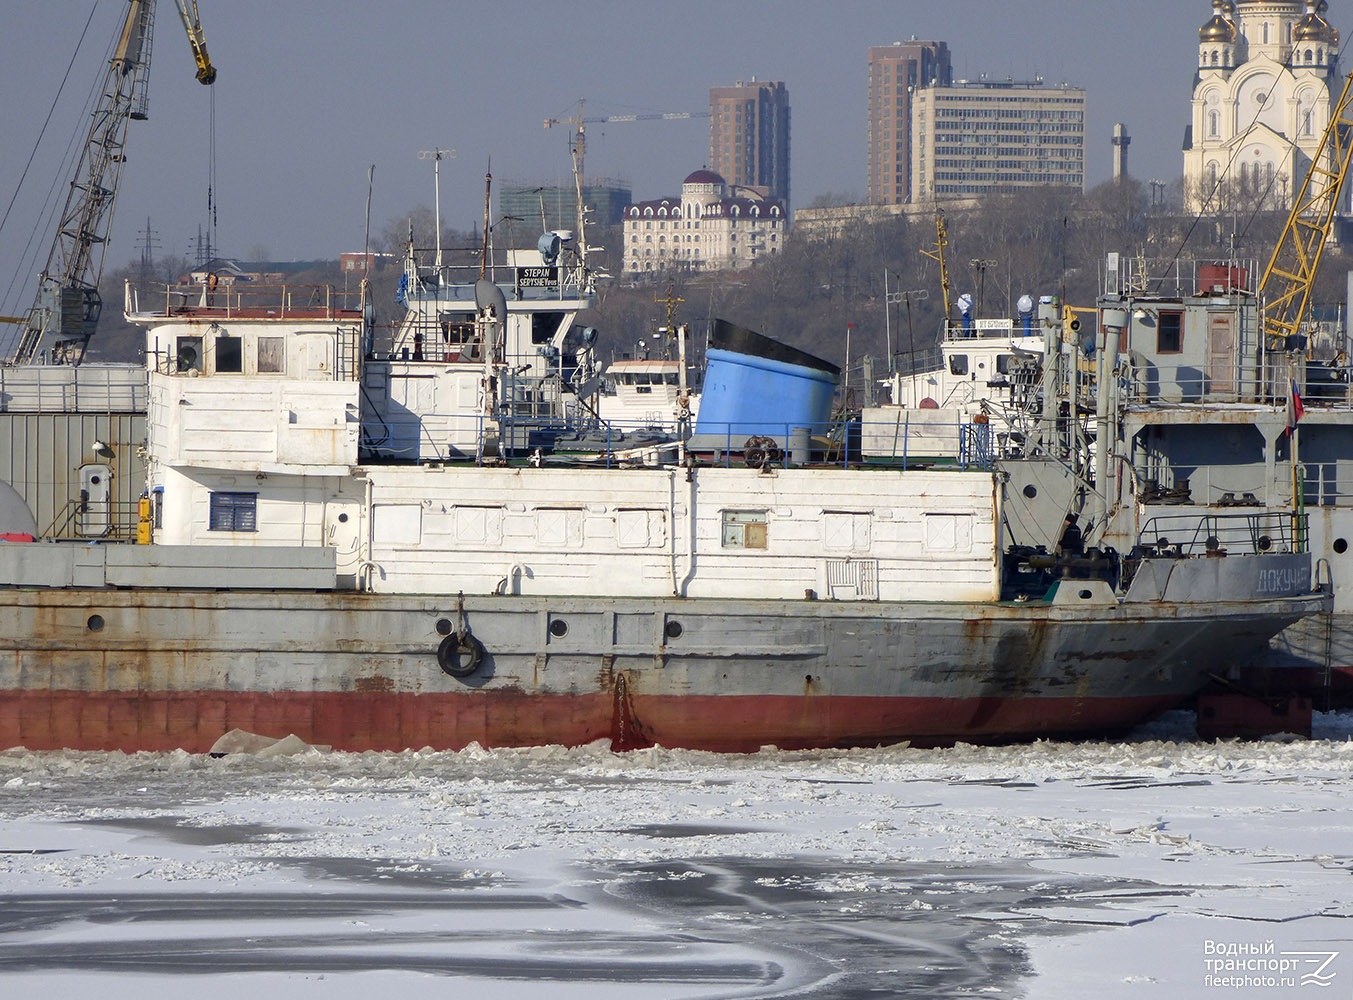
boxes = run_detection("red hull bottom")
[1,688,1188,754]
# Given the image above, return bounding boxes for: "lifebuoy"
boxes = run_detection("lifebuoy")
[437,632,485,677]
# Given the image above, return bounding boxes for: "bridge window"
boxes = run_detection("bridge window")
[176,336,203,373]
[215,335,242,373]
[257,337,285,373]
[532,312,564,345]
[1157,311,1184,353]
[949,354,969,376]
[722,510,767,549]
[208,492,257,532]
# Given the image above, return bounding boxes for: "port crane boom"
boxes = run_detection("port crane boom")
[174,0,216,85]
[8,0,215,366]
[1257,67,1353,350]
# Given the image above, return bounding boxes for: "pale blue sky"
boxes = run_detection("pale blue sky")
[0,1,1238,314]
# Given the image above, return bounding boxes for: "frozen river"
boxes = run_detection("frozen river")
[2,712,1351,998]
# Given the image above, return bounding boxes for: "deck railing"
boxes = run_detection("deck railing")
[125,281,364,321]
[354,412,1001,472]
[1136,511,1308,556]
[1123,357,1351,408]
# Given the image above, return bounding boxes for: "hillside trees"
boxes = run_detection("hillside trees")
[83,181,1353,371]
[584,179,1353,382]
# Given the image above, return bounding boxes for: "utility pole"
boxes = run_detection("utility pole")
[136,217,160,281]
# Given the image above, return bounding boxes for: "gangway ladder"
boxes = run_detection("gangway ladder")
[337,315,362,381]
[338,280,372,381]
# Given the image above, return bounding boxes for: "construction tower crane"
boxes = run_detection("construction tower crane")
[8,0,215,366]
[543,100,710,186]
[1257,67,1353,352]
[543,101,710,261]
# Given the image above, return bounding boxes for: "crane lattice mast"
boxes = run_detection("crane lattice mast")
[1257,68,1353,351]
[9,0,215,365]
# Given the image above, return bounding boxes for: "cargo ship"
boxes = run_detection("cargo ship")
[0,232,1328,753]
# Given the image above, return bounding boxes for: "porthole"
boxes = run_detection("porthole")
[87,614,105,632]
[337,513,349,523]
[1258,535,1272,551]
[1334,538,1348,555]
[435,617,453,636]
[665,620,683,640]
[1078,589,1093,600]
[1022,485,1038,499]
[549,618,569,638]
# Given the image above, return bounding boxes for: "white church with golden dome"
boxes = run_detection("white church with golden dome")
[1183,0,1340,214]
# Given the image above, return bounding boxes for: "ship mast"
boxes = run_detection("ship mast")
[919,210,953,324]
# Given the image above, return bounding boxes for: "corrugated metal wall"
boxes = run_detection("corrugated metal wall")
[0,412,147,538]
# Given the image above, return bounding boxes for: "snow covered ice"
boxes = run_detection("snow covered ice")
[1,711,1351,998]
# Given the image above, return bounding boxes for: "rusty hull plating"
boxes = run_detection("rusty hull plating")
[0,588,1323,753]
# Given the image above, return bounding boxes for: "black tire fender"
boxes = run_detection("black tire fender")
[437,632,485,678]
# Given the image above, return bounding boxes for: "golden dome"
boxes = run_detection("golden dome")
[1294,1,1335,42]
[1199,0,1237,43]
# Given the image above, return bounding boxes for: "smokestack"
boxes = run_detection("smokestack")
[1111,123,1131,182]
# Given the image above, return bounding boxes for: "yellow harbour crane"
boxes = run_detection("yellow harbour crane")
[174,0,216,85]
[1257,67,1353,351]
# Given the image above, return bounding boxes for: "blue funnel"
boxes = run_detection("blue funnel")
[694,319,840,442]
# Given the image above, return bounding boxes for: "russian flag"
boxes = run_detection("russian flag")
[1286,379,1305,435]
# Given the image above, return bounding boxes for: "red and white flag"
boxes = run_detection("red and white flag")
[1286,379,1305,435]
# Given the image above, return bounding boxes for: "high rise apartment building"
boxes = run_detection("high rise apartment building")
[708,80,791,206]
[867,41,952,205]
[910,82,1086,200]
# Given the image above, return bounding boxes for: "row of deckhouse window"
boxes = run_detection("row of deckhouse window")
[206,494,876,551]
